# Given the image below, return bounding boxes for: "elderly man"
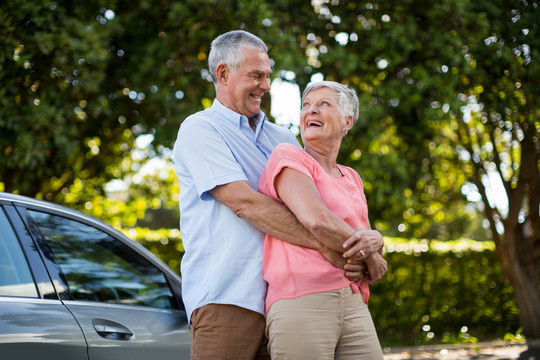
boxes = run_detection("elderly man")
[173,30,383,360]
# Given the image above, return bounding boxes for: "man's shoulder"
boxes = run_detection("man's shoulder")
[264,120,292,132]
[263,121,299,142]
[178,108,221,135]
[182,107,215,125]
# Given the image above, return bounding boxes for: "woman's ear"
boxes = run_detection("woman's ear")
[344,115,354,132]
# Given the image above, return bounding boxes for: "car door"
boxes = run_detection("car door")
[0,205,88,360]
[20,206,191,360]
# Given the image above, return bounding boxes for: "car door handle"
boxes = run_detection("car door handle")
[92,318,134,340]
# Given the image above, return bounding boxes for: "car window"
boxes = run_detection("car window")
[28,210,176,309]
[0,208,39,297]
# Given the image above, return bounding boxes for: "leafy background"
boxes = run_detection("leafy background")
[1,0,538,341]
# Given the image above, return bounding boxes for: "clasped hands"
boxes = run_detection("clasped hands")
[320,229,387,285]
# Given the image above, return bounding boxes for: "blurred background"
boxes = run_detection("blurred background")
[1,0,538,348]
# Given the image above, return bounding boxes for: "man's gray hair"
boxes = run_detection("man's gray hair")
[208,30,268,83]
[302,81,359,124]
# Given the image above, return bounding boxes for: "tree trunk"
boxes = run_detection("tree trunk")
[496,222,540,338]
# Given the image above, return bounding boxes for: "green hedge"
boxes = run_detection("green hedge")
[370,238,520,347]
[133,229,520,347]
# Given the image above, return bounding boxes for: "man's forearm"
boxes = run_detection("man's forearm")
[239,194,354,269]
[241,192,322,250]
[210,180,322,250]
[210,180,366,272]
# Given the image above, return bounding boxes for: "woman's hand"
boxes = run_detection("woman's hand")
[342,229,384,260]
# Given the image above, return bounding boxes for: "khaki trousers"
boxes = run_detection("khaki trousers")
[266,287,384,360]
[190,304,270,360]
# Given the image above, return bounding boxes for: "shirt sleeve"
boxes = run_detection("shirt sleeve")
[259,143,315,200]
[174,117,247,200]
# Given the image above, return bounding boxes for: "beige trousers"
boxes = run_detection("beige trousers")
[266,286,384,360]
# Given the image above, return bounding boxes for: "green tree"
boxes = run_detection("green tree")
[0,0,294,201]
[288,0,539,336]
[1,0,538,338]
[448,0,540,337]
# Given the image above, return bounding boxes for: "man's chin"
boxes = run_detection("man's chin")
[247,107,261,118]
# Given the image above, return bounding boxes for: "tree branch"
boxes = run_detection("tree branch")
[455,116,502,247]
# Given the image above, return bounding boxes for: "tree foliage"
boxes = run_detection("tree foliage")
[371,238,519,347]
[1,0,538,337]
[294,0,539,336]
[0,0,295,200]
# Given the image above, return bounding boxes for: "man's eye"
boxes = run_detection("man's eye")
[251,74,266,80]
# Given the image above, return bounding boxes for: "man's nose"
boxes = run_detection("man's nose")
[260,77,271,92]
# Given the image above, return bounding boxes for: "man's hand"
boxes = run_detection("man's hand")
[319,246,346,269]
[342,229,384,260]
[362,252,387,285]
[319,247,366,281]
[344,259,367,282]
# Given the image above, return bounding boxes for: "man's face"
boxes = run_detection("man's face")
[218,48,272,118]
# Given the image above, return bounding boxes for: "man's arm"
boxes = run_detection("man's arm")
[210,180,364,277]
[211,180,330,249]
[210,177,383,282]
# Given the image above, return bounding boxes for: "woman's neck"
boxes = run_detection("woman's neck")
[304,144,342,177]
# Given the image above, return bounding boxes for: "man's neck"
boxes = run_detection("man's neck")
[249,117,257,132]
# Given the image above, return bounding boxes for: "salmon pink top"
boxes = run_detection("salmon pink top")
[259,143,371,314]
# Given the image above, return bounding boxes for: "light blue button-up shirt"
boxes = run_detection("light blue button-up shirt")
[173,99,299,323]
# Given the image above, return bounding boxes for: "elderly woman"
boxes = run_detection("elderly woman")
[258,81,386,359]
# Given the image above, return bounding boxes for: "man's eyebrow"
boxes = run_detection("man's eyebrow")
[248,69,273,75]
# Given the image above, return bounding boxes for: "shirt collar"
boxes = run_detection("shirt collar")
[211,99,267,129]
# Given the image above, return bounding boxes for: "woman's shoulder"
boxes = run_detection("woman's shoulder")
[338,164,363,182]
[269,143,315,169]
[275,142,301,152]
[278,143,316,160]
[273,143,306,158]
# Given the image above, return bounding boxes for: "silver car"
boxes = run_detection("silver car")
[0,192,191,359]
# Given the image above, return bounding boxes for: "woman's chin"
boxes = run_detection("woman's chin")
[301,129,322,141]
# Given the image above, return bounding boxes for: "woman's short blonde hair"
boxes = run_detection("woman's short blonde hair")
[302,81,359,124]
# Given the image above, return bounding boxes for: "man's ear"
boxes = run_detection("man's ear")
[344,115,354,132]
[216,64,229,85]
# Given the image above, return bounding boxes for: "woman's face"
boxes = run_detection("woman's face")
[300,87,352,146]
